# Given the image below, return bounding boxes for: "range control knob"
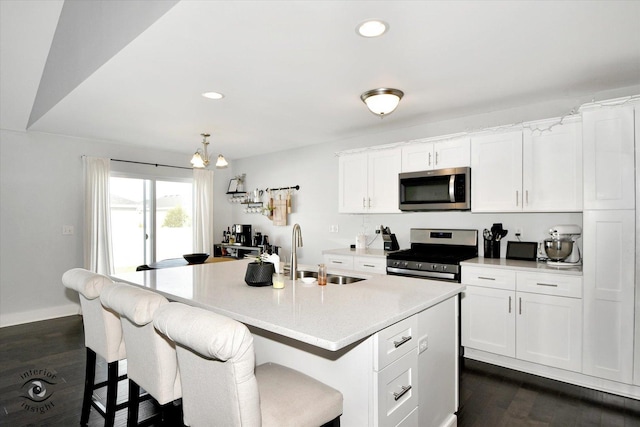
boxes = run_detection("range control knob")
[416,263,422,269]
[431,264,437,270]
[403,262,409,268]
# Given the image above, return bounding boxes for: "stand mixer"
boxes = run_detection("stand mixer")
[544,224,582,267]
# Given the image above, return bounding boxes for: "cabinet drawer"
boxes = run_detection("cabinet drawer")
[517,272,582,298]
[323,254,354,270]
[374,351,418,427]
[462,266,516,291]
[396,407,418,427]
[354,256,387,274]
[374,316,418,371]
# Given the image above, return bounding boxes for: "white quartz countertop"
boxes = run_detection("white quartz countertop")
[112,259,463,351]
[322,248,392,258]
[461,257,583,276]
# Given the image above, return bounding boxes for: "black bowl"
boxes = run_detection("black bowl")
[183,253,209,264]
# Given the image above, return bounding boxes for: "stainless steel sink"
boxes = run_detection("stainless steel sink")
[296,270,365,285]
[327,275,365,285]
[297,270,318,279]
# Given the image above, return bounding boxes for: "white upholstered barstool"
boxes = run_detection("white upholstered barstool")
[100,282,182,426]
[62,268,127,426]
[153,302,343,427]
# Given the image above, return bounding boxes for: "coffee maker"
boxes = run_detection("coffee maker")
[233,224,252,246]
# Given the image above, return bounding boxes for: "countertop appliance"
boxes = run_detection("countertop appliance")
[387,228,478,282]
[544,224,582,267]
[233,224,252,246]
[399,167,471,211]
[381,225,400,251]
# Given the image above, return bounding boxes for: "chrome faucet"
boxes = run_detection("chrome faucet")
[290,223,303,279]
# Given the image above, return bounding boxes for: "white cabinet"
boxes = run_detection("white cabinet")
[354,255,387,274]
[582,106,635,210]
[338,153,368,213]
[401,137,470,172]
[338,148,401,213]
[471,118,582,212]
[583,209,635,383]
[471,130,523,212]
[323,253,354,270]
[461,266,583,373]
[522,118,583,211]
[373,316,418,427]
[516,291,582,372]
[462,285,516,357]
[323,253,387,274]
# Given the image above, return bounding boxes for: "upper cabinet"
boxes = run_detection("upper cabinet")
[471,130,524,212]
[471,118,583,212]
[582,105,635,210]
[522,118,583,211]
[338,147,401,213]
[401,137,470,173]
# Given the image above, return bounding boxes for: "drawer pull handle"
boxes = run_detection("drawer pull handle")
[536,282,558,287]
[393,335,412,348]
[478,276,496,281]
[394,385,412,401]
[363,264,375,268]
[332,261,343,264]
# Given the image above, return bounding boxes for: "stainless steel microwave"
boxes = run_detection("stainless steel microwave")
[399,167,471,211]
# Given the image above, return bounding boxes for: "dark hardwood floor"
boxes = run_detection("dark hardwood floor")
[1,315,639,426]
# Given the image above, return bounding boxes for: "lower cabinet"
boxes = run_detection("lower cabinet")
[462,285,516,357]
[516,292,582,372]
[373,315,418,427]
[323,253,387,274]
[323,253,354,270]
[462,266,583,373]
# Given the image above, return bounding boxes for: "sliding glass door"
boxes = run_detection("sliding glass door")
[110,176,193,273]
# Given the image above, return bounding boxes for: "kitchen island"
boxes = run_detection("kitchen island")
[113,259,463,427]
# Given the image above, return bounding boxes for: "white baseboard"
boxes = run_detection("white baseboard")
[441,414,457,427]
[464,348,640,400]
[0,303,81,327]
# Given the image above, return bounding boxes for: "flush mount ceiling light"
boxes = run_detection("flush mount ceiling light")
[202,91,225,100]
[360,88,404,117]
[356,19,388,37]
[190,133,228,168]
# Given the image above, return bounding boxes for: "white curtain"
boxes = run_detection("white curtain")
[193,168,215,254]
[83,157,114,274]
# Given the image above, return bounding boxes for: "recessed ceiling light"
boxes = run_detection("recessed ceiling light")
[202,91,224,100]
[356,20,388,38]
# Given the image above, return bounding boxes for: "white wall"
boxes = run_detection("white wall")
[0,129,232,326]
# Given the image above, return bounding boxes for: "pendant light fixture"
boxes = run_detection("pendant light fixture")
[360,88,404,117]
[190,133,228,168]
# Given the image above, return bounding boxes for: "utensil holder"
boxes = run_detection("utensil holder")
[484,239,500,258]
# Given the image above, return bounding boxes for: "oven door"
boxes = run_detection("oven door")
[399,167,470,211]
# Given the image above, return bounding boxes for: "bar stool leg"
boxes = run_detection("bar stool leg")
[127,380,140,427]
[81,348,97,426]
[105,361,119,427]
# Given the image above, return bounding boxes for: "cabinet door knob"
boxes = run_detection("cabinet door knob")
[536,282,558,287]
[393,385,412,401]
[393,335,412,348]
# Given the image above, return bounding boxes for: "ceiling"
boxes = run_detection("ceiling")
[2,1,639,161]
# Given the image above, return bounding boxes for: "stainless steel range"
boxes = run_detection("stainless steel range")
[387,228,478,282]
